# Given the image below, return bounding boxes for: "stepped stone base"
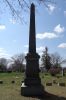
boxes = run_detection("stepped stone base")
[21,82,44,96]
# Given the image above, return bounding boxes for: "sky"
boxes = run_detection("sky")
[0,0,66,63]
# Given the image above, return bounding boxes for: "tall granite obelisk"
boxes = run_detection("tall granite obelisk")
[21,3,44,96]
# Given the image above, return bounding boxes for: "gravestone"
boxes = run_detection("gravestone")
[46,82,52,86]
[58,82,65,87]
[0,80,3,84]
[62,68,65,76]
[21,3,44,96]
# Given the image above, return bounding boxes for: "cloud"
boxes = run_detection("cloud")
[0,24,6,30]
[37,46,45,56]
[37,24,64,40]
[24,51,28,55]
[24,45,28,48]
[64,11,66,16]
[0,48,11,59]
[24,45,28,55]
[36,46,45,52]
[24,46,45,56]
[36,32,59,39]
[54,24,65,33]
[48,4,56,13]
[58,43,66,48]
[10,18,16,24]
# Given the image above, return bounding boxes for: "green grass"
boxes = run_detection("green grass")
[40,73,66,99]
[40,72,66,84]
[0,72,66,100]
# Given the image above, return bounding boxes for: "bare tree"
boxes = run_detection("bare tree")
[50,52,62,68]
[11,53,25,72]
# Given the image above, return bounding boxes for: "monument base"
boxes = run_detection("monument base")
[21,82,44,96]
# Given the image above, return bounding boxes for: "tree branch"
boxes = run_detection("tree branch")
[4,0,55,23]
[5,0,24,23]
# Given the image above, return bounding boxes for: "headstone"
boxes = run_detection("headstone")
[21,3,44,96]
[46,82,52,86]
[11,80,15,84]
[58,82,65,87]
[62,68,65,76]
[0,80,3,84]
[52,79,57,84]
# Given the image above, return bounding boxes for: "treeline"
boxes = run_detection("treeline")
[0,47,66,74]
[0,54,25,73]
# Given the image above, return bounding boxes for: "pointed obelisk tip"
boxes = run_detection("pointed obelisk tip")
[31,3,35,8]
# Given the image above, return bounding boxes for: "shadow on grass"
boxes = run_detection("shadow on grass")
[38,91,66,100]
[25,91,66,100]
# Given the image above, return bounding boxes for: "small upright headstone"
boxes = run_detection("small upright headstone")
[58,82,65,87]
[62,68,65,76]
[11,80,15,84]
[46,82,52,86]
[0,80,3,84]
[52,79,57,84]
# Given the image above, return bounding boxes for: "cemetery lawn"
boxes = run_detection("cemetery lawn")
[0,72,66,100]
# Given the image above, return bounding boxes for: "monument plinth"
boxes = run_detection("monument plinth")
[21,3,44,96]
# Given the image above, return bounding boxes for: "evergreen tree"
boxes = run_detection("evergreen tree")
[41,47,51,71]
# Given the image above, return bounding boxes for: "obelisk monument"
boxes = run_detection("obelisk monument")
[21,3,44,96]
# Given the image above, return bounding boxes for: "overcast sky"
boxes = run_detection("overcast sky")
[0,0,66,60]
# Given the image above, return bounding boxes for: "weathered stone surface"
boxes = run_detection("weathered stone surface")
[0,80,3,84]
[21,3,44,96]
[58,83,65,86]
[11,80,15,84]
[46,83,52,86]
[52,79,57,84]
[21,82,44,96]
